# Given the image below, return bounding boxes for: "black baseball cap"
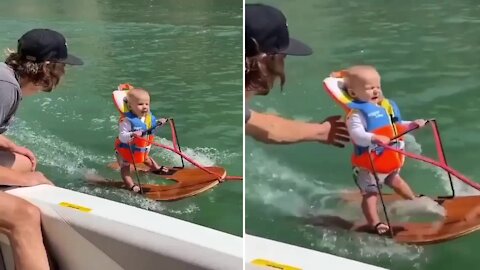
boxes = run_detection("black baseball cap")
[17,29,83,65]
[245,4,312,57]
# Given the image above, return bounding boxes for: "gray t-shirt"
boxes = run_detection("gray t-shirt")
[245,103,251,123]
[0,63,22,134]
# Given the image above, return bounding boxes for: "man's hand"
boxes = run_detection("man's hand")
[319,115,350,148]
[13,146,37,171]
[23,171,54,186]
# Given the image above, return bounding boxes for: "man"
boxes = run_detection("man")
[0,28,83,270]
[245,4,349,146]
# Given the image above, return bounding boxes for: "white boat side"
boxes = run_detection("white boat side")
[244,234,388,270]
[0,185,242,270]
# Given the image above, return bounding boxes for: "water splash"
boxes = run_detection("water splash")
[405,134,480,195]
[246,146,350,220]
[8,120,109,177]
[388,196,446,219]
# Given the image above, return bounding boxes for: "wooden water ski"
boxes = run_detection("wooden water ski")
[309,192,480,245]
[106,162,225,182]
[88,166,226,201]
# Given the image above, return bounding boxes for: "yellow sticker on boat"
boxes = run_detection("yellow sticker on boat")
[251,259,301,270]
[59,202,92,213]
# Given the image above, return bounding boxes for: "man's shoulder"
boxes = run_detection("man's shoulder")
[0,63,20,102]
[0,63,19,87]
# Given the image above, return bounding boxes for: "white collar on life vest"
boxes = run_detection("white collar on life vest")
[112,83,134,114]
[322,74,353,113]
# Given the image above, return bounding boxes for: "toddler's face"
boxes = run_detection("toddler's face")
[348,69,383,104]
[129,93,150,117]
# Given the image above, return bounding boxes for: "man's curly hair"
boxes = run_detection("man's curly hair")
[5,50,65,92]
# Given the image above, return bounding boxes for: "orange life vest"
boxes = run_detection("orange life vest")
[114,111,156,164]
[349,99,408,174]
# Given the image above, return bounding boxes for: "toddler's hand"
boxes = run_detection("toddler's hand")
[132,131,143,137]
[329,70,344,78]
[372,134,390,145]
[413,119,427,128]
[157,118,168,126]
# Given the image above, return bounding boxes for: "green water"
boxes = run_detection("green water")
[0,0,243,236]
[246,0,480,269]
